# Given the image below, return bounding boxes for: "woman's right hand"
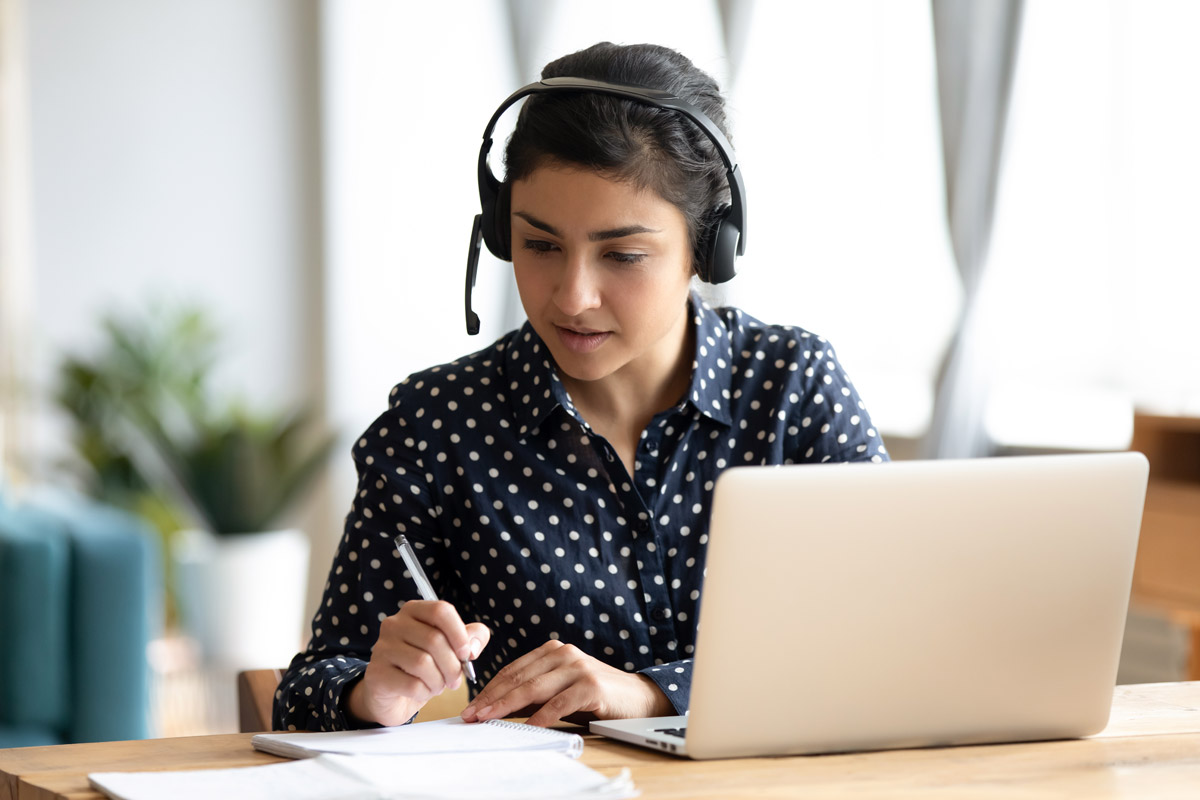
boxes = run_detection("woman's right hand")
[346,600,490,727]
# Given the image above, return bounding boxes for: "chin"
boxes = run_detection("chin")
[544,346,617,383]
[552,356,614,384]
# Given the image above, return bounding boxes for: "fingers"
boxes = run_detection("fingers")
[352,601,490,726]
[408,599,482,676]
[460,641,673,727]
[522,678,603,728]
[462,640,562,719]
[375,628,457,696]
[464,622,490,660]
[462,641,592,726]
[405,600,479,666]
[355,641,437,726]
[380,603,463,691]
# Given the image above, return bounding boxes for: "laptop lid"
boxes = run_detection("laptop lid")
[592,452,1148,760]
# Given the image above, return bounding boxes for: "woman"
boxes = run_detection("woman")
[275,41,887,732]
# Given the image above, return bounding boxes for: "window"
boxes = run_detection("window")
[982,0,1200,450]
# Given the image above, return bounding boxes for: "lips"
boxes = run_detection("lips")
[555,325,612,354]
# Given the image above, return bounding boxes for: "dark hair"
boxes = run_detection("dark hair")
[503,42,732,273]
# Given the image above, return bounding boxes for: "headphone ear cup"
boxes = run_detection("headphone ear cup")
[479,175,512,261]
[494,183,512,261]
[698,205,739,284]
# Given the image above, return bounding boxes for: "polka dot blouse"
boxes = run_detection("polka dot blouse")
[274,293,888,731]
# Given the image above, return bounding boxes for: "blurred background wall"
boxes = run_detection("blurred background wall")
[5,0,332,603]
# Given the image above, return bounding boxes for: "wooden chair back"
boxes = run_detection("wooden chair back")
[237,668,284,732]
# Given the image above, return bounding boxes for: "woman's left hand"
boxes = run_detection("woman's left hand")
[460,640,674,727]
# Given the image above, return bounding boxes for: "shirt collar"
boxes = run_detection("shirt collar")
[504,323,577,439]
[685,292,734,427]
[504,291,735,437]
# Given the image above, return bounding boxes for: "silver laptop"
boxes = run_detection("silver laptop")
[590,452,1149,759]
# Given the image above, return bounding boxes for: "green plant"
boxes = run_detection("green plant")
[143,403,335,534]
[56,304,335,535]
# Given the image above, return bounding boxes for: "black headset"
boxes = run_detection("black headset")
[464,76,747,335]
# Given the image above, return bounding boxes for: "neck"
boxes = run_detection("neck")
[561,313,694,441]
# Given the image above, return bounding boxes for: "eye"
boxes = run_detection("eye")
[605,251,647,265]
[522,239,558,256]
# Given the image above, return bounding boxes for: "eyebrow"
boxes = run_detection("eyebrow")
[513,211,661,242]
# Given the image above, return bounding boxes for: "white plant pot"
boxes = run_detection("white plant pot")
[173,527,310,671]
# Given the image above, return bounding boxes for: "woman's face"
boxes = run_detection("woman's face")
[509,163,694,390]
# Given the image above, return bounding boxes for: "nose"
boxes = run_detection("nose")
[553,251,602,317]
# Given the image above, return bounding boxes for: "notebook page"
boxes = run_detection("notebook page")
[253,717,584,759]
[1092,683,1200,738]
[88,756,375,800]
[331,752,636,800]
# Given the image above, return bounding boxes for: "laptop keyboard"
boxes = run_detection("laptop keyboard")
[654,727,687,739]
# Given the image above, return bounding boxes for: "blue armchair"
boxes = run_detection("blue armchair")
[0,489,160,747]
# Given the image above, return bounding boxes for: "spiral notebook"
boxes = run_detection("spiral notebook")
[252,717,585,760]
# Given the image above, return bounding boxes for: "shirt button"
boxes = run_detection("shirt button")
[635,519,651,533]
[651,607,671,622]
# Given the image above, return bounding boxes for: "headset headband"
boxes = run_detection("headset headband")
[476,77,746,258]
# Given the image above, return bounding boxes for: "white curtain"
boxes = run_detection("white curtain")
[924,0,1024,458]
[725,2,959,440]
[716,0,758,88]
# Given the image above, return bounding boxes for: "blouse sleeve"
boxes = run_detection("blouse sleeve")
[638,659,694,714]
[273,402,441,731]
[785,339,889,464]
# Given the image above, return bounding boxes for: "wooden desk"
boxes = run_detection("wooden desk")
[4,683,1200,800]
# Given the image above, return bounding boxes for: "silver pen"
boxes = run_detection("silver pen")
[394,535,478,685]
